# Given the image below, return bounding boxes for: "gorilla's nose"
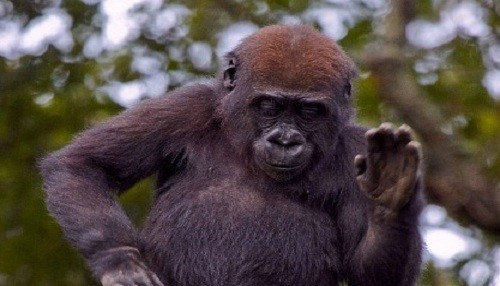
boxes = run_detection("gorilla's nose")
[266,128,304,147]
[265,129,305,157]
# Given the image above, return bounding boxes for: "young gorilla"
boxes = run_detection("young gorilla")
[40,25,424,286]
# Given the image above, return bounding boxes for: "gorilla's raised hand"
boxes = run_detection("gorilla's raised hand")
[355,123,422,220]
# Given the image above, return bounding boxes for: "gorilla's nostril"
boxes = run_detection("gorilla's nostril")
[269,137,301,147]
[286,144,305,157]
[266,129,305,148]
[286,141,301,147]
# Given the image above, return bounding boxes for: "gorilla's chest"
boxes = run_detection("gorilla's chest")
[141,182,340,286]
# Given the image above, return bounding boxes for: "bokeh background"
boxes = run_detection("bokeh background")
[1,0,499,285]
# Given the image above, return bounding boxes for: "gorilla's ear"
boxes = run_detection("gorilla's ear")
[223,55,237,91]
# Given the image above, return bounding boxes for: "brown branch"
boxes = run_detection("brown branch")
[362,0,500,233]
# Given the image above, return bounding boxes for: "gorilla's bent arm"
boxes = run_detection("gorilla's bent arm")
[40,84,215,280]
[345,124,424,286]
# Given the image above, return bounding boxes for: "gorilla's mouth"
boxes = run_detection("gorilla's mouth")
[259,161,308,181]
[264,162,306,172]
[253,138,313,180]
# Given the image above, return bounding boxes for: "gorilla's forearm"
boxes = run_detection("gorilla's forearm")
[346,124,424,285]
[41,152,140,272]
[349,179,424,286]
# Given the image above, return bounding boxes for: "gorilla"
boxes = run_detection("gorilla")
[40,25,424,286]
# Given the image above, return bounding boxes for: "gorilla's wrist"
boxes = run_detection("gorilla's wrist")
[87,246,143,278]
[372,205,399,222]
[372,187,424,225]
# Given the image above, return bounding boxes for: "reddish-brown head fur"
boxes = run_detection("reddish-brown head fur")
[234,25,356,92]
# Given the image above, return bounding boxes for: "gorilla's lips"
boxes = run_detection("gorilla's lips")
[258,160,309,181]
[254,147,313,181]
[265,162,305,171]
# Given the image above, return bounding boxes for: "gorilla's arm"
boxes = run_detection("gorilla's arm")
[348,124,424,286]
[39,84,215,285]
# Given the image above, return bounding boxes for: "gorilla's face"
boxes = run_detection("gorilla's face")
[250,92,331,181]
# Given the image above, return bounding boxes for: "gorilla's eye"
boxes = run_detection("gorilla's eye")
[299,103,325,120]
[258,98,283,118]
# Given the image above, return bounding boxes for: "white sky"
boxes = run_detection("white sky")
[422,206,481,265]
